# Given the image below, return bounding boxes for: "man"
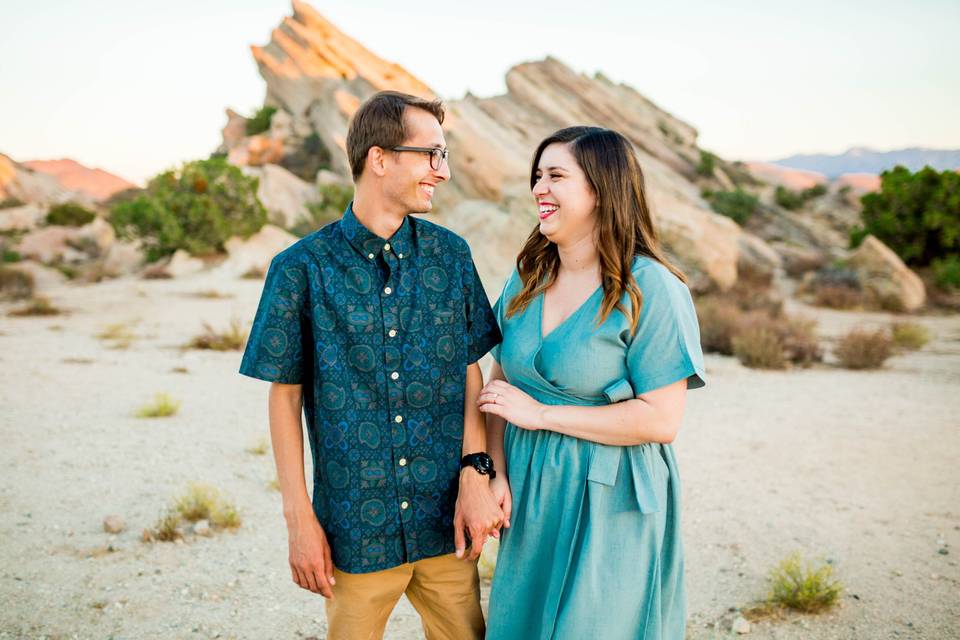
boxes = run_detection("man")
[239,90,504,640]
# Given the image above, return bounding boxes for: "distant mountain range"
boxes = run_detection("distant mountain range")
[769,147,960,178]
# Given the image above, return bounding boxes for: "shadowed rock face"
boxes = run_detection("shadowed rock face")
[227,1,755,293]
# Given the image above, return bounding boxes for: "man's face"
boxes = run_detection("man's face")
[382,107,451,214]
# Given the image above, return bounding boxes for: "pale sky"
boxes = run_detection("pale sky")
[2,0,958,185]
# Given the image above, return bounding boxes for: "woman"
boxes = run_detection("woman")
[479,126,706,639]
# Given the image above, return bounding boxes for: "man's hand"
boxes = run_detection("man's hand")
[287,509,336,599]
[454,469,504,561]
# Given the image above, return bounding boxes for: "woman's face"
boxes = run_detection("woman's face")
[532,142,597,246]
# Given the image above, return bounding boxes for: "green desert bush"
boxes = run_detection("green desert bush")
[187,318,248,351]
[890,322,930,350]
[931,255,960,290]
[0,265,34,301]
[766,552,843,613]
[136,392,181,418]
[833,328,894,369]
[775,186,805,210]
[46,202,96,226]
[109,157,267,263]
[802,184,828,199]
[707,189,759,226]
[696,150,716,177]
[849,165,960,269]
[245,105,277,136]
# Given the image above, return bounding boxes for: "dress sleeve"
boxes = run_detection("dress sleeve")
[238,252,311,384]
[488,269,517,364]
[460,242,503,365]
[625,264,706,396]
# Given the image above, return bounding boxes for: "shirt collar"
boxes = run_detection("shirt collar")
[340,200,414,262]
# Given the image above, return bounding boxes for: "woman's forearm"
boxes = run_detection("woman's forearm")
[539,394,680,446]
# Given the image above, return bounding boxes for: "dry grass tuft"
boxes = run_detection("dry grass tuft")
[765,552,843,613]
[246,437,270,456]
[187,318,247,351]
[135,392,181,418]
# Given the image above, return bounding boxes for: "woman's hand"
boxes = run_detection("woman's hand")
[489,475,512,531]
[477,379,545,431]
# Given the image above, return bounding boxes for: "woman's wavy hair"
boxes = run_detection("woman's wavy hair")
[506,126,687,335]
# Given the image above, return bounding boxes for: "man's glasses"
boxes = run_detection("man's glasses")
[389,146,449,171]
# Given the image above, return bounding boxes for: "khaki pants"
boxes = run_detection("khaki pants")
[325,552,484,640]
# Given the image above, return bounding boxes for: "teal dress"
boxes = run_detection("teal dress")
[485,255,706,640]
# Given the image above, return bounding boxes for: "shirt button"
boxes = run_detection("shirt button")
[384,243,392,252]
[398,253,404,259]
[367,253,375,259]
[394,415,403,423]
[400,500,409,510]
[399,457,407,466]
[391,372,399,380]
[384,286,392,295]
[388,329,397,338]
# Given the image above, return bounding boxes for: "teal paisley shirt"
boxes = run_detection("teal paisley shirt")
[239,202,502,573]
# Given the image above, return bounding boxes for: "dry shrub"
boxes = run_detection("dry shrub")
[890,322,930,350]
[188,318,247,351]
[732,327,787,369]
[834,328,894,369]
[698,297,822,369]
[0,266,34,301]
[9,296,63,316]
[695,297,742,355]
[813,284,863,310]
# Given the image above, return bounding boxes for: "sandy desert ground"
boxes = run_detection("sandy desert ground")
[1,271,958,639]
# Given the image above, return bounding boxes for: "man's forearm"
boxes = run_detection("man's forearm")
[268,383,313,523]
[461,362,487,456]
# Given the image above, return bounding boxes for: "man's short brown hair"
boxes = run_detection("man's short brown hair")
[346,91,445,181]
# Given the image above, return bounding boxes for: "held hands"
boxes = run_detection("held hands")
[454,468,505,561]
[477,379,546,431]
[287,512,336,599]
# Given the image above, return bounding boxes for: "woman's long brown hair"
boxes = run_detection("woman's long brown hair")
[506,126,687,336]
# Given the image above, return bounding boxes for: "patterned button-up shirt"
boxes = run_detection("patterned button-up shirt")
[239,202,501,573]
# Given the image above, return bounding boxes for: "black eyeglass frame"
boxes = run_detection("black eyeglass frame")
[388,146,449,171]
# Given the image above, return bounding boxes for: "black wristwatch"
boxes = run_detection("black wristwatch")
[460,452,496,479]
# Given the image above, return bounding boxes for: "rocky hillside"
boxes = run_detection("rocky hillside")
[23,159,136,202]
[219,0,754,293]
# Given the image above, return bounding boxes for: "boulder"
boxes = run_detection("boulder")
[218,224,299,277]
[848,235,926,311]
[242,164,319,228]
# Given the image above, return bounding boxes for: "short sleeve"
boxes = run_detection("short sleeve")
[488,269,518,364]
[238,251,311,384]
[625,263,706,396]
[460,243,502,365]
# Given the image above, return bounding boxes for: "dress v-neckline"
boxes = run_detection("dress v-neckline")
[538,284,603,342]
